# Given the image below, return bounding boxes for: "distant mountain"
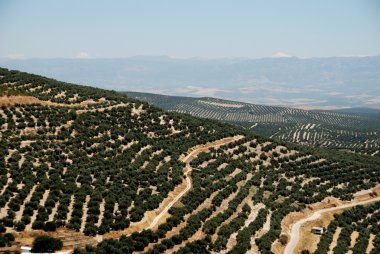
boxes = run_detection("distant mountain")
[1,56,380,109]
[126,91,380,153]
[334,107,380,114]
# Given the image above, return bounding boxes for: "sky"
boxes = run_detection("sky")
[0,0,380,59]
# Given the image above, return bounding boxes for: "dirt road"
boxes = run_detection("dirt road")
[284,196,380,254]
[147,169,191,229]
[147,135,244,230]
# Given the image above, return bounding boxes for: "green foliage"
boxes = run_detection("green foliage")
[31,235,63,253]
[1,68,379,254]
[126,91,380,152]
[0,233,15,247]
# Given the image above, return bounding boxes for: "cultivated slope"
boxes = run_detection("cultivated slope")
[127,91,380,154]
[0,68,380,253]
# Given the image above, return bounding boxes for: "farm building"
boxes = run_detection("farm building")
[311,227,324,235]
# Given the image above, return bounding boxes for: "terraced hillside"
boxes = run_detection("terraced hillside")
[0,68,380,254]
[126,92,380,154]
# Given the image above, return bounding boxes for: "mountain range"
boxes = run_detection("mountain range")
[1,55,380,109]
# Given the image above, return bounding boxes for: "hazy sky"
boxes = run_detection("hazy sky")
[1,0,379,59]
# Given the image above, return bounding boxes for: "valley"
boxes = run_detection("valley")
[127,92,380,156]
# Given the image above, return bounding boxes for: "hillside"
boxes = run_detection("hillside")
[126,92,380,155]
[0,68,380,253]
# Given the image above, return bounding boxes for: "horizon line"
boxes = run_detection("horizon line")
[1,54,379,61]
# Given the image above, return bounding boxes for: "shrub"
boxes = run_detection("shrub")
[31,235,63,253]
[32,220,45,230]
[15,221,26,231]
[279,234,288,245]
[3,233,15,242]
[44,221,57,232]
[0,223,6,233]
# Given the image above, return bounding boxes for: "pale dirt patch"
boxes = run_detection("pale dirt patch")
[328,227,342,254]
[227,168,242,179]
[366,233,376,254]
[0,109,7,119]
[66,195,75,223]
[20,127,37,136]
[48,201,60,222]
[68,93,80,102]
[218,163,228,170]
[200,158,215,168]
[198,100,244,108]
[130,145,152,164]
[0,95,101,107]
[141,161,149,169]
[16,183,24,190]
[179,135,244,163]
[54,91,66,99]
[131,104,145,116]
[80,195,90,232]
[0,202,10,219]
[76,102,128,114]
[159,115,166,125]
[20,140,35,148]
[41,88,52,94]
[347,231,359,254]
[309,158,326,165]
[168,119,181,134]
[29,85,42,92]
[39,189,50,206]
[18,154,26,168]
[5,149,16,164]
[0,173,12,195]
[354,184,380,198]
[301,177,320,187]
[120,140,138,152]
[113,202,119,216]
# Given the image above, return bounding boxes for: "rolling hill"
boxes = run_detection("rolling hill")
[0,68,380,253]
[126,92,380,155]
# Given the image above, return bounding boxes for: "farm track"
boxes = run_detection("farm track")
[148,135,244,230]
[0,95,102,107]
[104,135,244,239]
[284,194,380,254]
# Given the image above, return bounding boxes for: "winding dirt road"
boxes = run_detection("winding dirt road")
[284,196,380,254]
[147,169,192,229]
[147,135,244,230]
